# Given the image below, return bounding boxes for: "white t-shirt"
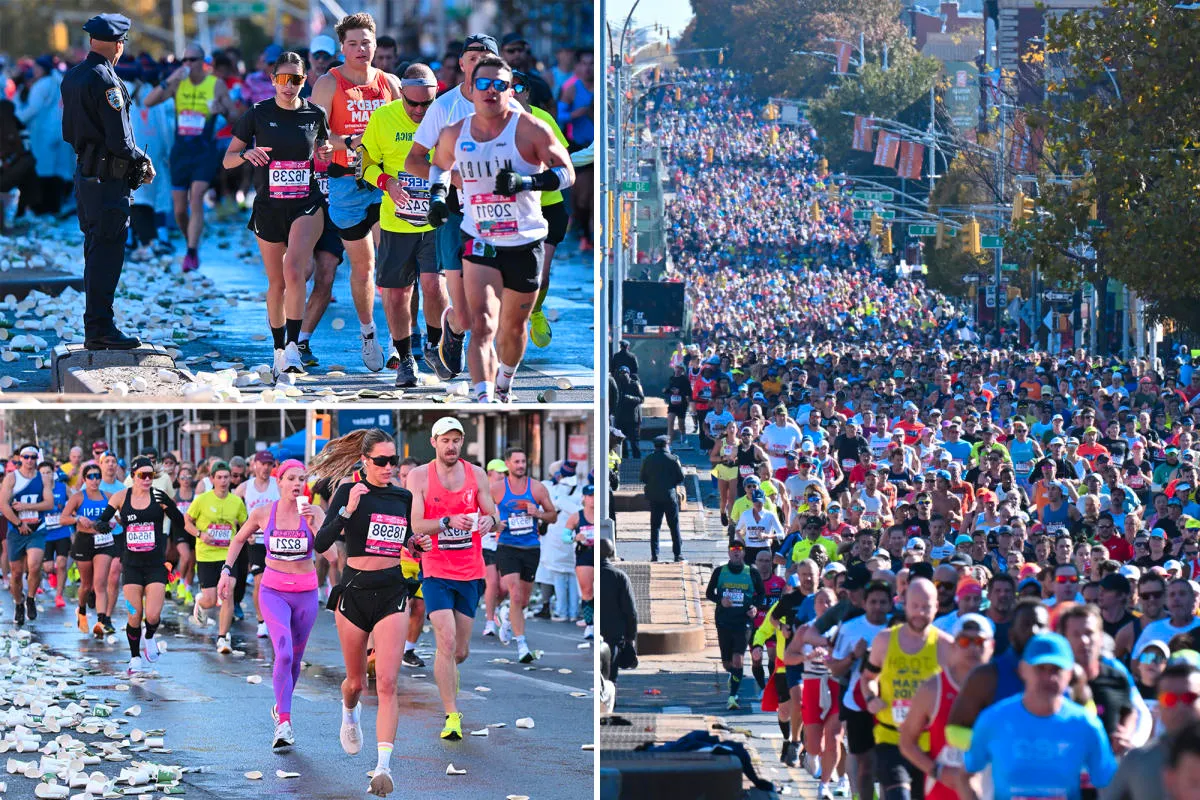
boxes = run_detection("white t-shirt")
[831,615,889,712]
[760,423,804,470]
[784,474,824,506]
[1133,616,1200,657]
[705,410,735,439]
[735,508,785,548]
[413,84,524,150]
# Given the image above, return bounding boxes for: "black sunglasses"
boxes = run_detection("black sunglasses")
[181,56,201,63]
[403,96,434,108]
[368,455,400,467]
[84,472,101,480]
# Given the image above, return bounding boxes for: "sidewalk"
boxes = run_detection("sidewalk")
[605,434,824,799]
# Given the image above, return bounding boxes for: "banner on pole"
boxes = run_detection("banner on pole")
[874,131,900,169]
[852,116,875,152]
[897,141,924,180]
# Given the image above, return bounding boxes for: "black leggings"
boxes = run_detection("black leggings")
[130,204,156,246]
[233,544,249,606]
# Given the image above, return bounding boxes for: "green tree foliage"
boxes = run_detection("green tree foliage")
[925,152,994,295]
[1022,0,1200,329]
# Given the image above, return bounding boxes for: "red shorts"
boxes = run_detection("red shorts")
[801,676,840,725]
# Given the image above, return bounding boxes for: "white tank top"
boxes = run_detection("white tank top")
[456,111,548,247]
[244,477,280,545]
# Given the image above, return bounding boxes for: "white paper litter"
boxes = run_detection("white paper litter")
[246,675,262,684]
[445,763,466,775]
[275,770,300,779]
[515,718,535,729]
[469,728,489,737]
[244,771,263,780]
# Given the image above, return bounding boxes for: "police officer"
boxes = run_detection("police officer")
[60,13,155,350]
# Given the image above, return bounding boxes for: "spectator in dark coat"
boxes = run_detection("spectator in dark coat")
[640,436,686,562]
[615,365,645,457]
[599,539,638,683]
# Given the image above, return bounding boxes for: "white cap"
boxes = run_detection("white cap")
[824,562,847,575]
[1119,564,1141,580]
[431,417,465,437]
[951,612,995,639]
[309,34,338,56]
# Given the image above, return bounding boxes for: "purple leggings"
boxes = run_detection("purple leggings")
[259,584,319,716]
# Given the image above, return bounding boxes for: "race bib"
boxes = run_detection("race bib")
[93,530,114,547]
[723,588,745,606]
[746,526,767,544]
[739,465,755,478]
[268,529,308,560]
[437,525,473,551]
[1127,474,1145,489]
[18,509,39,522]
[579,525,594,546]
[43,514,60,528]
[1014,461,1031,473]
[392,173,431,224]
[126,522,156,553]
[207,523,233,547]
[861,511,879,527]
[507,512,536,537]
[177,110,206,136]
[670,393,682,405]
[470,193,518,239]
[268,161,312,200]
[722,445,735,459]
[365,512,408,557]
[842,458,857,470]
[891,699,911,724]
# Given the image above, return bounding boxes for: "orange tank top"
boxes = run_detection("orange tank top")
[421,462,485,582]
[328,67,394,167]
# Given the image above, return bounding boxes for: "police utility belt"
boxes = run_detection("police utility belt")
[77,142,150,189]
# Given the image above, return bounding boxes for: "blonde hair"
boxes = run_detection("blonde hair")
[307,428,394,481]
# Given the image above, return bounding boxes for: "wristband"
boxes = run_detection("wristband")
[343,135,353,150]
[376,173,391,192]
[429,164,449,188]
[221,564,233,575]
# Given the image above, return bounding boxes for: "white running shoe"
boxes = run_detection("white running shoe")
[367,767,393,797]
[482,619,497,637]
[257,621,269,638]
[517,641,534,663]
[127,656,142,676]
[272,348,286,379]
[361,331,384,372]
[192,599,208,626]
[339,702,362,755]
[498,605,512,645]
[836,775,851,796]
[216,635,233,654]
[584,625,594,640]
[282,342,305,374]
[272,720,295,749]
[141,634,160,663]
[819,782,833,800]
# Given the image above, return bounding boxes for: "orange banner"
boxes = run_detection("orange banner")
[852,116,875,152]
[835,42,852,74]
[897,141,925,180]
[874,131,900,169]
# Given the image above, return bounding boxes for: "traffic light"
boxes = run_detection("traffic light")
[769,127,778,146]
[705,146,714,163]
[654,66,661,83]
[52,21,68,52]
[217,427,229,444]
[870,213,882,237]
[881,226,893,254]
[810,200,821,220]
[675,86,681,101]
[962,217,982,255]
[829,184,839,201]
[718,49,725,65]
[1012,190,1035,224]
[936,221,947,249]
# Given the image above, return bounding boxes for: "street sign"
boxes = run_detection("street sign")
[980,235,1003,249]
[962,274,980,284]
[206,0,267,14]
[908,224,938,237]
[1044,290,1074,303]
[853,190,894,201]
[878,210,896,220]
[852,210,873,220]
[180,422,213,434]
[1001,262,1019,272]
[985,285,997,308]
[620,180,650,193]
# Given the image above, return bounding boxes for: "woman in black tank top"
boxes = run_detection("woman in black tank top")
[566,484,597,640]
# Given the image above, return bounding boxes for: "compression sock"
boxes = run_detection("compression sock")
[271,325,286,350]
[426,324,442,347]
[144,620,159,641]
[285,318,302,345]
[752,662,767,691]
[496,361,520,392]
[779,719,790,739]
[515,635,527,647]
[393,337,411,359]
[186,247,197,259]
[126,624,141,659]
[533,284,549,313]
[375,742,393,773]
[582,599,593,624]
[729,668,743,697]
[297,331,312,344]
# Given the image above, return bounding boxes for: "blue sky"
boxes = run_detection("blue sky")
[605,0,694,38]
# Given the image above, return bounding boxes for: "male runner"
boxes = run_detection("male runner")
[310,13,403,372]
[706,538,766,709]
[235,451,280,639]
[426,54,574,402]
[0,445,53,625]
[407,416,500,740]
[492,445,558,662]
[361,63,451,386]
[143,44,238,272]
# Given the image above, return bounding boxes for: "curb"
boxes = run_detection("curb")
[0,271,84,301]
[52,343,198,395]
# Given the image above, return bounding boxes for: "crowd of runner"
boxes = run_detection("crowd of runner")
[0,418,593,796]
[1,14,594,397]
[620,65,1200,800]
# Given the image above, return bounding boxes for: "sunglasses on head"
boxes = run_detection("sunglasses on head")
[473,77,511,92]
[368,455,399,467]
[1159,690,1200,707]
[403,96,434,108]
[273,73,305,86]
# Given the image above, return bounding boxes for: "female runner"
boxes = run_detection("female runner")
[223,51,333,378]
[310,429,431,798]
[566,483,596,641]
[61,462,111,635]
[93,457,191,675]
[218,459,332,750]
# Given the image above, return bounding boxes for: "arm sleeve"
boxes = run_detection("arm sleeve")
[154,490,187,529]
[750,570,766,609]
[95,502,119,532]
[361,112,385,187]
[314,483,351,552]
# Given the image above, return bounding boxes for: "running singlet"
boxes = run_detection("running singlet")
[327,67,393,168]
[360,99,434,234]
[497,477,541,548]
[117,490,184,566]
[243,477,281,545]
[875,625,941,746]
[188,490,249,563]
[713,564,754,627]
[574,510,595,552]
[456,112,549,247]
[264,501,314,562]
[924,671,963,800]
[79,492,112,548]
[9,471,44,534]
[232,99,328,203]
[174,75,218,139]
[41,481,71,541]
[421,463,485,581]
[316,482,413,559]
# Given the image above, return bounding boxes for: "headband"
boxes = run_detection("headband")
[401,77,437,87]
[275,459,306,478]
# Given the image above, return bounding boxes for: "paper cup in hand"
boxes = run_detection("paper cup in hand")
[465,512,479,531]
[296,496,311,516]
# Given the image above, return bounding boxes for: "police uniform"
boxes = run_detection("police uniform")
[60,13,146,350]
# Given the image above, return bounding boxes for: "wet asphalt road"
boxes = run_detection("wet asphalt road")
[10,586,595,800]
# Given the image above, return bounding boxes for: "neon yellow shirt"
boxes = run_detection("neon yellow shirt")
[529,106,568,207]
[361,99,434,235]
[189,489,248,563]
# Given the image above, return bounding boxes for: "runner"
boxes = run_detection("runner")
[171,464,198,605]
[360,63,450,386]
[223,50,333,376]
[395,457,428,669]
[309,13,403,372]
[187,460,249,654]
[61,462,111,634]
[143,43,238,272]
[310,428,428,797]
[406,416,500,740]
[706,539,766,710]
[481,458,510,636]
[235,451,281,638]
[219,458,330,749]
[91,456,190,675]
[564,483,596,641]
[0,444,52,625]
[783,587,843,797]
[425,53,574,402]
[492,445,558,661]
[38,460,72,610]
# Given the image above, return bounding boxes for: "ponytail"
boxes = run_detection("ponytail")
[306,428,394,481]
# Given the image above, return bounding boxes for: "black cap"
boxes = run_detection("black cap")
[463,33,499,54]
[843,564,872,591]
[654,435,669,448]
[1099,573,1131,594]
[83,13,131,42]
[139,445,159,458]
[909,562,935,581]
[949,553,973,567]
[500,32,528,47]
[129,456,154,473]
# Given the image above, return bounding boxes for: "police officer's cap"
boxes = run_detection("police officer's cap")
[83,14,131,42]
